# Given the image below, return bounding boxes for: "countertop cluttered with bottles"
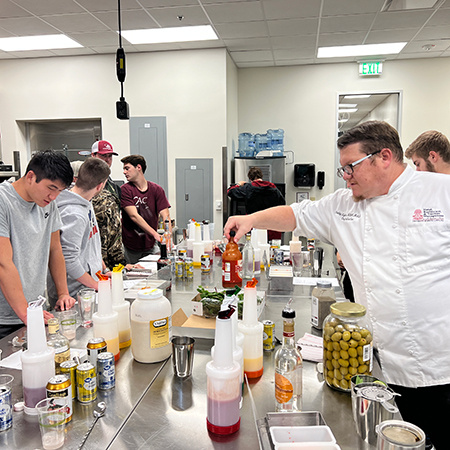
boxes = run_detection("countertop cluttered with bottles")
[0,238,396,450]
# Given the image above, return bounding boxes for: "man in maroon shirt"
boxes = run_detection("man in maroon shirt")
[120,155,171,264]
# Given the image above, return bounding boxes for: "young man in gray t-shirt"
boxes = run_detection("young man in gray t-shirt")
[0,150,76,339]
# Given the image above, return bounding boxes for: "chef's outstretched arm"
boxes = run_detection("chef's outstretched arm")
[224,205,296,242]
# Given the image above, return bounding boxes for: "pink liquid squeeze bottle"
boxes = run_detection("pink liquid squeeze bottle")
[206,307,241,435]
[238,279,264,379]
[21,297,55,415]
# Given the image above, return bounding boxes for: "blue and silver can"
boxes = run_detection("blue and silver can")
[0,376,13,431]
[97,352,115,390]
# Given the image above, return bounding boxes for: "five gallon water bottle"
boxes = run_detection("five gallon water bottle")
[267,129,284,155]
[238,133,255,157]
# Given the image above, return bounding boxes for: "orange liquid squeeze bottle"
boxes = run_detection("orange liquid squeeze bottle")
[238,279,264,379]
[222,230,242,288]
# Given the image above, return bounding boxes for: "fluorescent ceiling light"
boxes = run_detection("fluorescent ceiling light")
[318,42,406,58]
[382,0,441,11]
[122,25,218,45]
[338,108,358,113]
[0,35,82,52]
[344,95,371,99]
[339,103,357,108]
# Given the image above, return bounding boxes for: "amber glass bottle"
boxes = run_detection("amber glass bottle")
[222,231,242,288]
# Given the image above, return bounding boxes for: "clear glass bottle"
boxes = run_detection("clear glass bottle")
[274,305,303,412]
[241,233,254,279]
[163,219,172,252]
[323,302,373,392]
[47,317,70,374]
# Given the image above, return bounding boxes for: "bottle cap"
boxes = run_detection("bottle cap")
[316,280,332,288]
[230,230,236,237]
[282,308,295,319]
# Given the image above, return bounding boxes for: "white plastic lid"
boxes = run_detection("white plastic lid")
[137,288,163,300]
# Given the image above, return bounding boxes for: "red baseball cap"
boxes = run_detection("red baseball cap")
[91,140,118,156]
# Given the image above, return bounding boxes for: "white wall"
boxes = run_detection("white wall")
[0,48,228,235]
[238,57,450,205]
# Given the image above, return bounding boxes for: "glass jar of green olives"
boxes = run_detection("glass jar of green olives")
[323,302,373,392]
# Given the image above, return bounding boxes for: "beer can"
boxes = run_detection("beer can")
[201,254,211,273]
[46,374,73,422]
[0,383,12,431]
[60,360,78,399]
[263,320,275,351]
[76,362,97,403]
[178,249,187,261]
[97,352,115,390]
[274,249,284,265]
[87,337,107,367]
[175,259,184,279]
[185,257,194,279]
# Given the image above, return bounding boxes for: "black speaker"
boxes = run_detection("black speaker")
[317,171,325,189]
[294,164,315,187]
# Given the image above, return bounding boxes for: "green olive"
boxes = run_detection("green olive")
[331,332,342,342]
[342,331,351,341]
[334,369,343,380]
[340,340,349,351]
[332,350,340,360]
[348,348,357,358]
[352,331,362,341]
[332,359,340,369]
[349,339,358,348]
[340,350,349,360]
[349,357,359,368]
[335,324,345,333]
[338,358,349,368]
[332,342,341,351]
[358,364,368,374]
[340,379,349,390]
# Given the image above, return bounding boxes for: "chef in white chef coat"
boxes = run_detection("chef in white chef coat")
[225,120,450,450]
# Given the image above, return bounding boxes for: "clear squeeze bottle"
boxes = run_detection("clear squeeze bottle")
[21,298,55,415]
[274,301,303,412]
[238,279,263,378]
[222,230,242,288]
[93,279,120,361]
[111,266,132,349]
[206,307,241,435]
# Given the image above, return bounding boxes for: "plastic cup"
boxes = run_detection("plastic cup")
[291,251,302,277]
[77,288,96,328]
[0,374,14,431]
[36,398,66,450]
[58,309,78,340]
[171,337,195,378]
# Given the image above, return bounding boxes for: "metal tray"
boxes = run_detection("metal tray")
[257,411,326,450]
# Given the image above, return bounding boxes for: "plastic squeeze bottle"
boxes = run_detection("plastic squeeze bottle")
[238,279,263,378]
[93,279,120,361]
[222,230,242,288]
[206,307,241,435]
[111,267,132,349]
[21,297,55,415]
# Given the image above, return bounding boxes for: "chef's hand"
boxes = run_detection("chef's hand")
[336,251,345,270]
[55,294,76,311]
[224,215,254,243]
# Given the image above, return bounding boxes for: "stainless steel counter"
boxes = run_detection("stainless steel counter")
[0,244,383,449]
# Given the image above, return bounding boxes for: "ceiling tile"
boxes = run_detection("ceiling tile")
[372,10,434,30]
[318,31,367,46]
[222,37,271,51]
[365,28,418,44]
[271,34,317,49]
[415,25,450,39]
[426,7,450,25]
[49,47,97,56]
[204,1,264,23]
[230,49,273,62]
[0,0,32,19]
[214,21,268,39]
[145,6,210,27]
[66,31,118,47]
[273,47,315,59]
[94,10,159,30]
[236,60,274,68]
[42,13,109,34]
[262,0,321,20]
[267,17,318,37]
[12,0,85,16]
[402,39,450,53]
[0,17,59,35]
[139,0,199,7]
[320,14,377,33]
[75,0,143,12]
[322,0,385,16]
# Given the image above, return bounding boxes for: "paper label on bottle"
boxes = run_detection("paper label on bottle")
[311,295,319,326]
[275,372,294,403]
[149,317,170,349]
[192,301,203,316]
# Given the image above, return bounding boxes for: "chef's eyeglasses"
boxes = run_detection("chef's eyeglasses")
[337,150,381,178]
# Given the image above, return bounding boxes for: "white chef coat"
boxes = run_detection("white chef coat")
[291,165,450,387]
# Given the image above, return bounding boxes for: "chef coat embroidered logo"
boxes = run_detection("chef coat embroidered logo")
[412,208,444,222]
[335,210,361,221]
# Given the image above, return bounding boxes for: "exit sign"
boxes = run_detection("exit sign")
[359,61,383,76]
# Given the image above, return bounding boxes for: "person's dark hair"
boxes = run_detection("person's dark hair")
[75,157,110,191]
[405,130,450,162]
[337,120,404,163]
[121,154,147,173]
[26,150,73,188]
[248,167,263,181]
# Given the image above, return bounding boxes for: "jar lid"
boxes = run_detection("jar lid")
[316,280,332,288]
[137,288,163,300]
[330,302,366,317]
